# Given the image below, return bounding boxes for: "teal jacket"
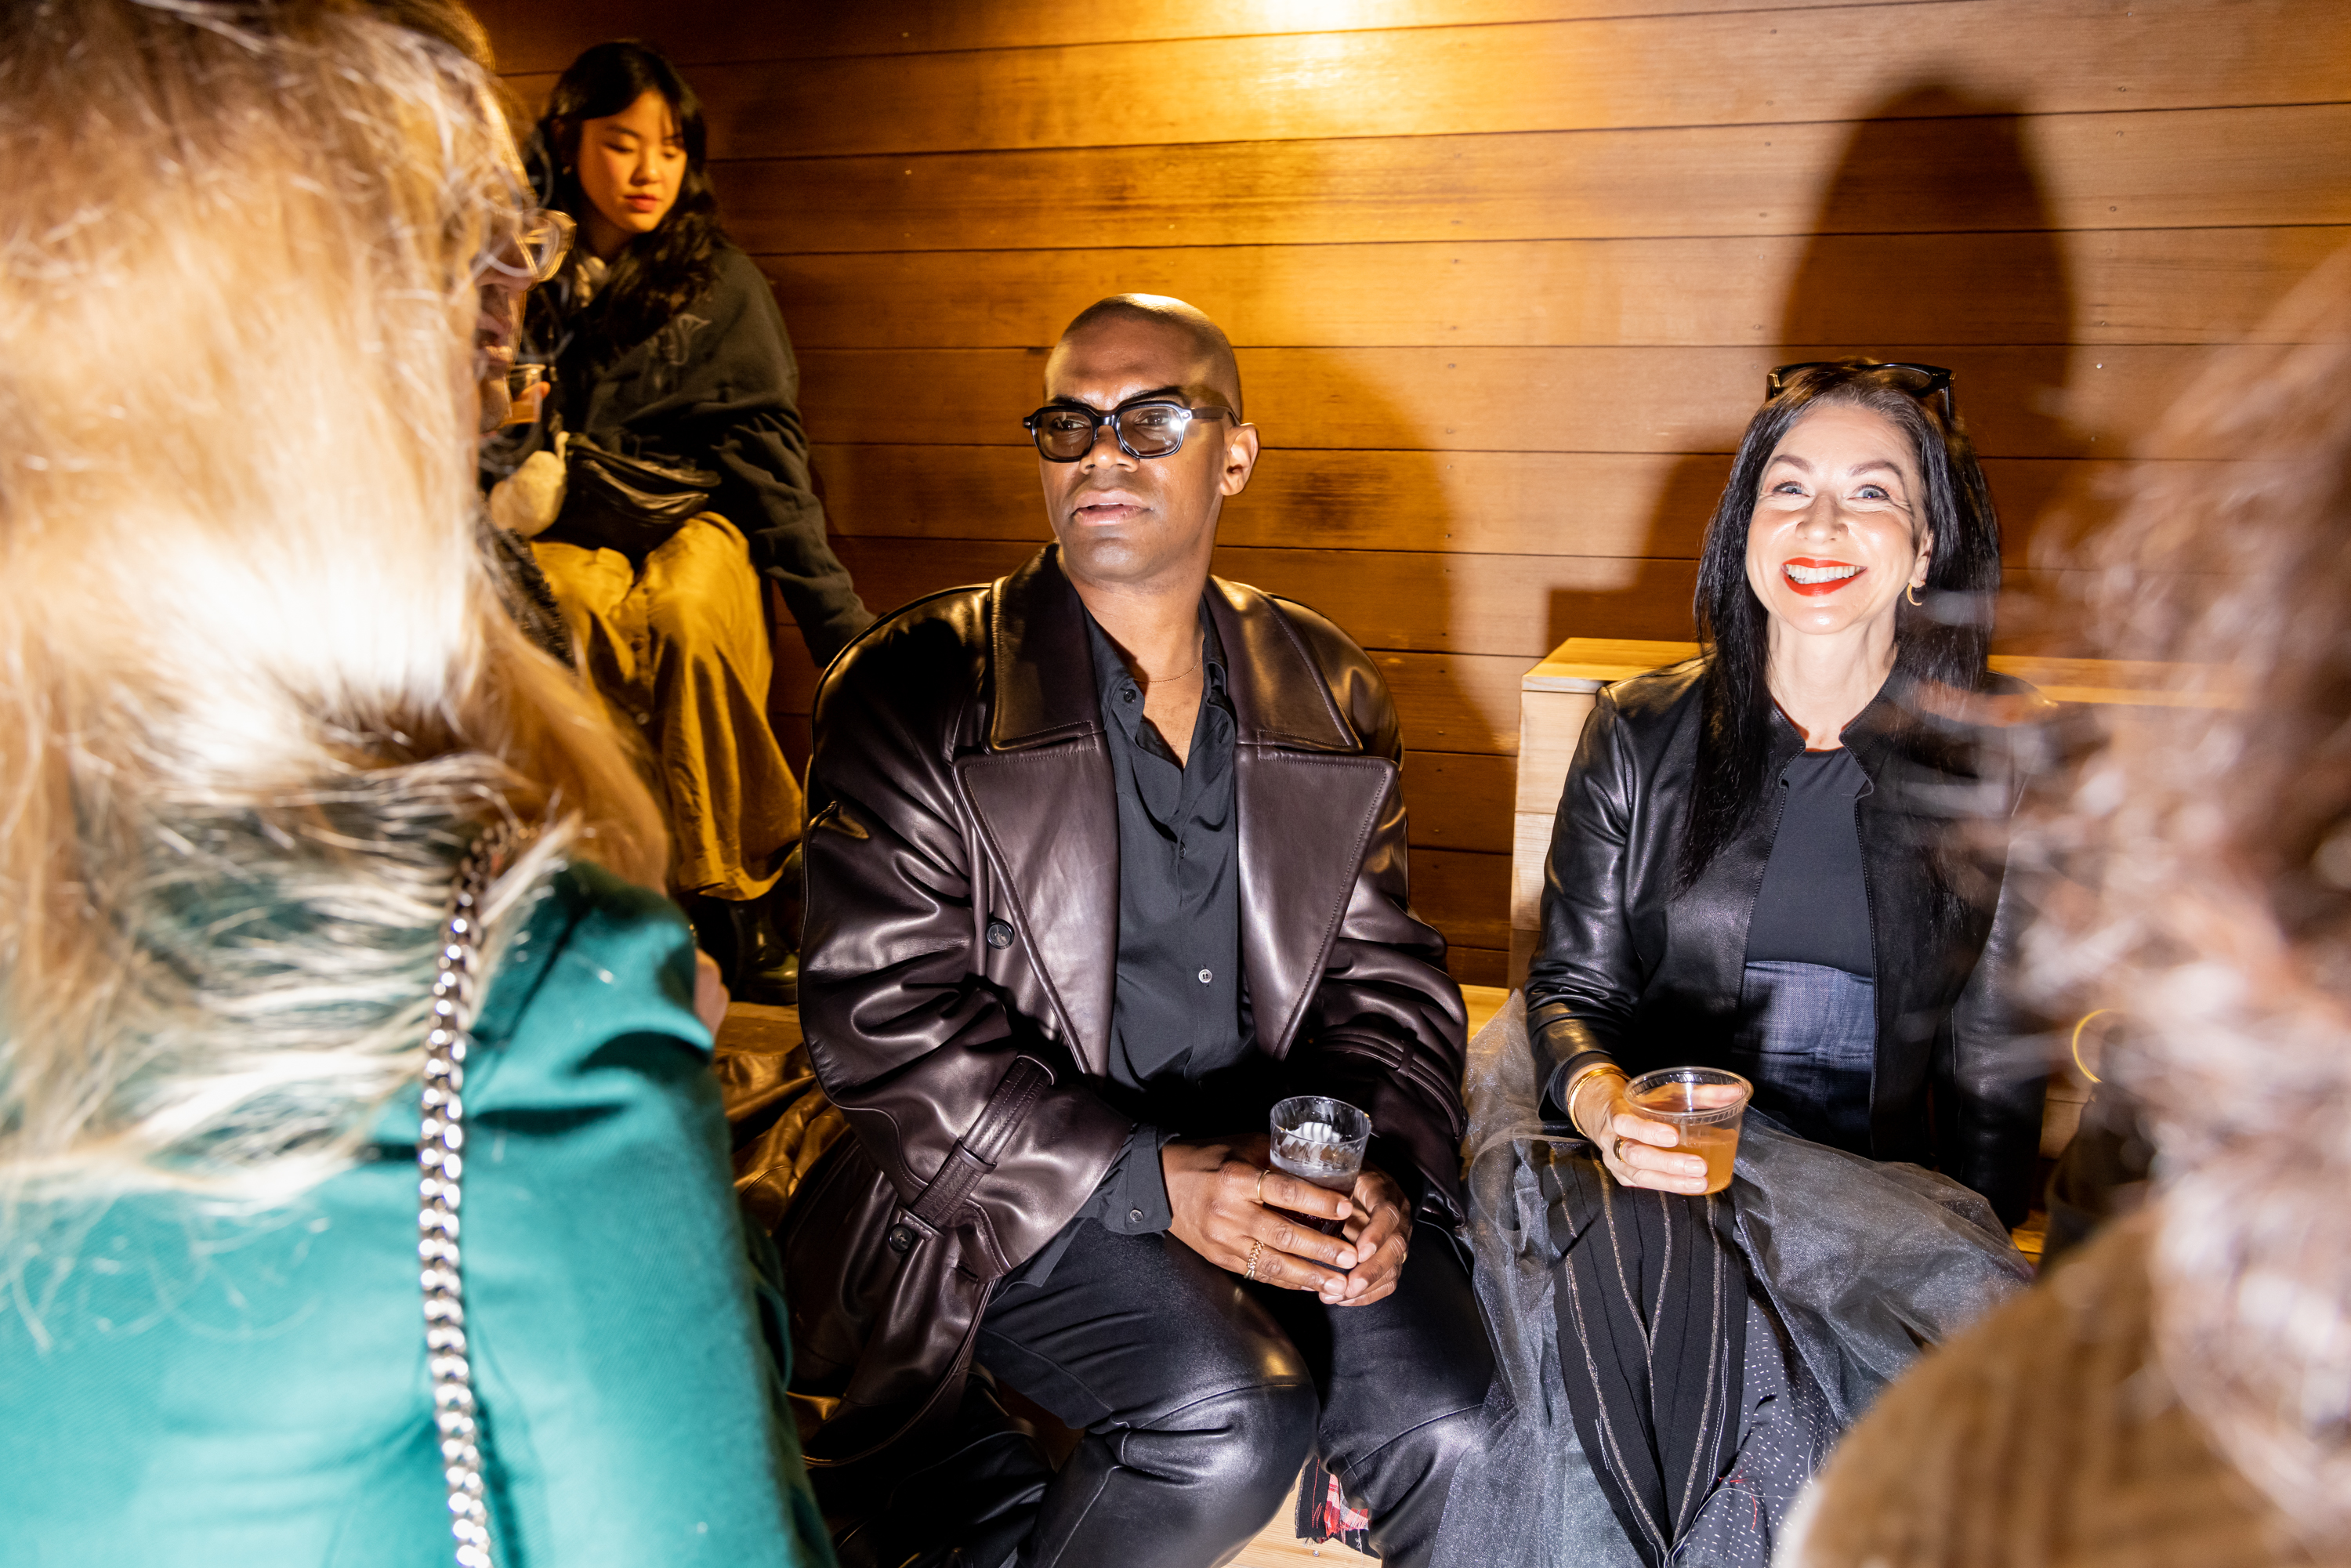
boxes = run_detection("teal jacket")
[1,865,833,1567]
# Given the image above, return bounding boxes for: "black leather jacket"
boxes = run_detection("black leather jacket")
[1525,657,2048,1225]
[784,546,1467,1464]
[520,245,871,664]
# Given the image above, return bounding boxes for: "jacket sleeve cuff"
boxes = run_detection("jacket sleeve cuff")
[1544,1048,1621,1121]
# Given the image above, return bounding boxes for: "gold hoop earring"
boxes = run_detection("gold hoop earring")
[1905,581,1923,607]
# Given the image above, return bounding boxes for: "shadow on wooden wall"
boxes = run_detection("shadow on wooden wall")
[1210,348,1507,959]
[1550,81,2091,664]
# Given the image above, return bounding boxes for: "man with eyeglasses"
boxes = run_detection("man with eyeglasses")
[784,295,1493,1566]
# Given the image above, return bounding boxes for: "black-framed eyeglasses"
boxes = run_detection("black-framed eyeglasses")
[1023,398,1237,462]
[1768,360,1956,420]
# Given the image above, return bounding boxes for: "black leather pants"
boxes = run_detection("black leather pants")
[971,1220,1494,1568]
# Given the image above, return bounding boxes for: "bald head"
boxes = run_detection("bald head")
[1033,293,1261,599]
[1052,294,1242,418]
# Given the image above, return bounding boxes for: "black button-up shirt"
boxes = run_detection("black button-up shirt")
[1092,608,1246,1086]
[1005,604,1252,1283]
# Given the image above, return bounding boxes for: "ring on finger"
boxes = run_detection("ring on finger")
[1243,1239,1265,1282]
[1254,1168,1269,1204]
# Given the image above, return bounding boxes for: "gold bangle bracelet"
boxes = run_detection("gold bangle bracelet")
[1564,1064,1626,1130]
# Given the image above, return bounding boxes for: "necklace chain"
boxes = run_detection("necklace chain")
[1139,632,1204,686]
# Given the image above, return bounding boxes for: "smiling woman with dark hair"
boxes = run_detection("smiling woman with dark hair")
[1534,358,2035,1217]
[1433,360,2048,1568]
[1785,252,2351,1568]
[486,40,871,1005]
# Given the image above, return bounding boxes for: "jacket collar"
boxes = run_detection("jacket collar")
[1204,575,1359,754]
[987,545,1360,757]
[1759,668,1914,780]
[964,545,1383,1070]
[1844,668,1965,784]
[987,546,1103,752]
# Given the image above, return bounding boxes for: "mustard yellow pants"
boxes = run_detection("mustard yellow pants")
[532,513,801,900]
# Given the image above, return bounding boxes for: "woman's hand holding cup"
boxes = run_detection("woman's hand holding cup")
[1570,1069,1711,1194]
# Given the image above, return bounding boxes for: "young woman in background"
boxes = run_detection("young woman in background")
[493,42,871,1004]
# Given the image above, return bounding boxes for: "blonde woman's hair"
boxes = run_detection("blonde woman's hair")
[0,1,667,1237]
[2027,244,2351,1542]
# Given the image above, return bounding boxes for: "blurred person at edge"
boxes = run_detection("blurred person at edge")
[379,0,576,668]
[0,4,831,1565]
[1782,253,2351,1568]
[485,41,873,1007]
[1454,361,2049,1567]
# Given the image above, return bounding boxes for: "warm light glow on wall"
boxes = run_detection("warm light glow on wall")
[1248,1,1399,28]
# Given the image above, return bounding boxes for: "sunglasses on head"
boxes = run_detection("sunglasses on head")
[1768,360,1956,420]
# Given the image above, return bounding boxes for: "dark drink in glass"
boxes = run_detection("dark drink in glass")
[1266,1095,1372,1238]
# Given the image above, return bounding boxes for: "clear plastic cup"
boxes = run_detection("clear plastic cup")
[501,363,548,427]
[1268,1095,1371,1236]
[1624,1067,1752,1194]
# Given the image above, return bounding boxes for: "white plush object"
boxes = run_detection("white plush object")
[488,434,567,538]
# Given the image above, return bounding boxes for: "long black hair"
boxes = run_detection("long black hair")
[1678,360,2002,889]
[530,41,726,360]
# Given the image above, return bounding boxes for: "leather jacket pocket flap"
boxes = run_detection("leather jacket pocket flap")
[907,1055,1052,1234]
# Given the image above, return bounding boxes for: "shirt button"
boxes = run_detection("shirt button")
[984,918,1015,950]
[1197,968,1213,985]
[1128,1208,1146,1224]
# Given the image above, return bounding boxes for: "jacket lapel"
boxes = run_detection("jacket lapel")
[955,549,1117,1072]
[1208,580,1394,1058]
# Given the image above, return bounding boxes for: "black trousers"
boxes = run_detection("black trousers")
[970,1219,1494,1568]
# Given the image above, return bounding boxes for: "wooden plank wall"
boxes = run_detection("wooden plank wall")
[475,0,2350,987]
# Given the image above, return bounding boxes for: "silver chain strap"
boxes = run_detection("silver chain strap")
[419,821,523,1568]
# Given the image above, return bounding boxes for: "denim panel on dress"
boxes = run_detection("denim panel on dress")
[1731,960,1875,1157]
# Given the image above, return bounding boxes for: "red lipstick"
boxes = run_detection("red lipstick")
[1782,557,1865,597]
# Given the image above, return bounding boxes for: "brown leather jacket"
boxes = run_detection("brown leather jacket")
[782,545,1467,1465]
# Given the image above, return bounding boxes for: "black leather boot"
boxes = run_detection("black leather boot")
[727,901,797,1006]
[676,891,739,986]
[726,842,802,1007]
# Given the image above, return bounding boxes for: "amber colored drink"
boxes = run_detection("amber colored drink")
[1627,1074,1751,1195]
[501,364,548,427]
